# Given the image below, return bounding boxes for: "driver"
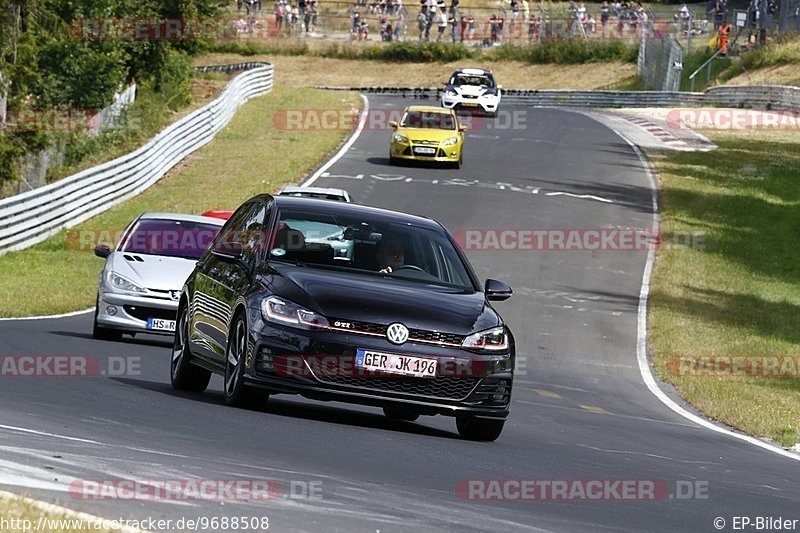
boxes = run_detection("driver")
[376,237,405,273]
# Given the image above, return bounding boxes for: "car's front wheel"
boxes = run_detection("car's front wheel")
[171,304,211,392]
[92,296,121,341]
[224,313,266,407]
[456,415,505,441]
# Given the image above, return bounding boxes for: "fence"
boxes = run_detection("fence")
[0,62,273,255]
[638,29,684,91]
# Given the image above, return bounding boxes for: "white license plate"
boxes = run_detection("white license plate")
[413,146,437,155]
[461,102,479,107]
[147,318,176,332]
[355,349,437,378]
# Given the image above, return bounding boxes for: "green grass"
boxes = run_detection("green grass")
[649,129,800,447]
[0,84,359,317]
[207,39,639,65]
[680,47,733,91]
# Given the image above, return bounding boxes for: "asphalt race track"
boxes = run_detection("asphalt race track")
[0,97,798,532]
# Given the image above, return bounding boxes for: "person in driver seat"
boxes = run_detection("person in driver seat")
[376,237,405,273]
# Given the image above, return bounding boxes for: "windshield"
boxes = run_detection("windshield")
[400,111,456,130]
[450,74,494,88]
[119,219,221,260]
[269,209,475,290]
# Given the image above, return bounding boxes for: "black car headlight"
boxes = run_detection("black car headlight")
[461,326,509,352]
[261,296,330,330]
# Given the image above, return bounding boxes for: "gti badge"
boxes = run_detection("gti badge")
[386,322,409,345]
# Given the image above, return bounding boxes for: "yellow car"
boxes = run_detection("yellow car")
[389,105,467,169]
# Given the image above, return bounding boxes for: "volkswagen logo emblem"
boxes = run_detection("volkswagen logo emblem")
[170,290,179,301]
[386,322,409,345]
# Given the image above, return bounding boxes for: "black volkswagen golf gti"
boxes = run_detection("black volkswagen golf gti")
[172,194,515,441]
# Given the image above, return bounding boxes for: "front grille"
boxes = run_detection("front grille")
[123,305,176,322]
[328,318,465,347]
[412,139,439,145]
[316,375,479,401]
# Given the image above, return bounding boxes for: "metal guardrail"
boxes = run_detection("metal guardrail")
[0,63,274,255]
[316,84,799,109]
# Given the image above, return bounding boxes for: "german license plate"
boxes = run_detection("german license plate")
[355,349,437,378]
[147,317,176,332]
[462,102,478,107]
[413,146,437,155]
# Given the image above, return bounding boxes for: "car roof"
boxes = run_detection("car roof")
[137,212,226,226]
[279,186,348,196]
[453,68,493,76]
[404,105,454,114]
[261,195,444,231]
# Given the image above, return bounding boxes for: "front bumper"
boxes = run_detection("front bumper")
[243,317,513,419]
[390,141,461,163]
[96,290,178,335]
[441,93,500,113]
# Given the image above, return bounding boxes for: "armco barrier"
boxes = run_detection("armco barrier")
[316,85,799,109]
[0,63,273,255]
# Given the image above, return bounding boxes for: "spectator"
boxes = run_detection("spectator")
[509,0,520,31]
[395,10,406,40]
[299,0,306,17]
[601,1,610,27]
[612,0,622,17]
[449,12,458,41]
[359,16,370,38]
[418,9,428,39]
[274,0,284,31]
[489,13,501,42]
[467,14,475,39]
[352,11,362,38]
[437,9,448,40]
[459,15,468,40]
[527,14,538,42]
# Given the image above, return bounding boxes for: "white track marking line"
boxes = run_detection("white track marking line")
[612,127,800,462]
[0,490,148,533]
[303,94,369,187]
[0,308,93,321]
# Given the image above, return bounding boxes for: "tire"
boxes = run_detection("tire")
[171,303,211,392]
[389,155,398,166]
[456,415,505,442]
[92,297,122,341]
[224,313,265,407]
[383,406,420,422]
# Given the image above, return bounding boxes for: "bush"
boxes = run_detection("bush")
[154,49,194,110]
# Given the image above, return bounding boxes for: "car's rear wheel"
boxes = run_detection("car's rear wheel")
[456,415,505,441]
[171,304,211,392]
[92,296,122,341]
[383,406,420,422]
[224,313,266,407]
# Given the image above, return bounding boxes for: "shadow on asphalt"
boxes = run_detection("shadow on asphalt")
[111,377,461,440]
[50,330,172,348]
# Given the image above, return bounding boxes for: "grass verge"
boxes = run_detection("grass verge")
[194,53,638,89]
[0,493,118,532]
[0,84,359,318]
[648,128,800,447]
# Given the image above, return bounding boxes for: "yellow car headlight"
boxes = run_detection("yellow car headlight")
[442,137,459,147]
[392,133,409,143]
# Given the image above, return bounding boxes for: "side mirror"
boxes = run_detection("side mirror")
[94,244,111,258]
[459,124,469,132]
[485,278,512,301]
[389,120,398,129]
[211,241,244,261]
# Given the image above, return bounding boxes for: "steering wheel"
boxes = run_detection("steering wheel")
[390,265,426,273]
